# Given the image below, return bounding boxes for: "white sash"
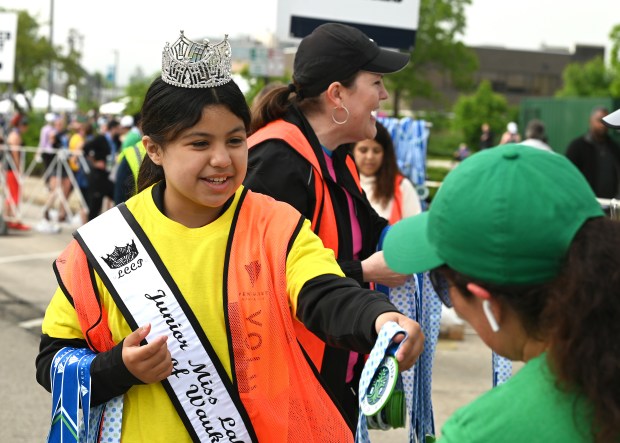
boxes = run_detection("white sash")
[76,205,256,443]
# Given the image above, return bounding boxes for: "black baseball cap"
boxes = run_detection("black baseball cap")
[293,23,410,98]
[602,108,620,129]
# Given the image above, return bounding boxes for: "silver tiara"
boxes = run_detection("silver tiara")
[161,31,232,88]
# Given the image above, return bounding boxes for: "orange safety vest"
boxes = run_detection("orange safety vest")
[388,175,405,225]
[248,121,363,373]
[248,120,362,255]
[54,190,353,442]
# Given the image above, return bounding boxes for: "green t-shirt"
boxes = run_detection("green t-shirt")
[439,353,592,443]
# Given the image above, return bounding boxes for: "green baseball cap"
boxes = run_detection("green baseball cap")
[383,144,604,285]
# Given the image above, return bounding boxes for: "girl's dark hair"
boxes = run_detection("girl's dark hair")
[444,217,620,442]
[137,77,251,192]
[250,72,359,135]
[545,217,620,442]
[370,121,400,207]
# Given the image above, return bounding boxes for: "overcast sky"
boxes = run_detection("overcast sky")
[2,0,618,86]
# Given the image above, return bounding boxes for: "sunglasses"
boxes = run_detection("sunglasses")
[429,269,452,307]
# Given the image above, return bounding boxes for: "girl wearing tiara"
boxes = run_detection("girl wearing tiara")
[36,32,423,442]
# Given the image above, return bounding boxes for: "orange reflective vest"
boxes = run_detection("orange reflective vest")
[388,175,405,225]
[248,121,363,373]
[248,120,362,255]
[54,190,353,442]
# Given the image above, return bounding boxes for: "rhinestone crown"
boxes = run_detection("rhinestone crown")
[161,31,232,89]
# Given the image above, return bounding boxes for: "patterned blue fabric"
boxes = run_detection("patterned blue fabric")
[377,117,431,209]
[493,352,513,386]
[361,273,441,442]
[373,224,442,443]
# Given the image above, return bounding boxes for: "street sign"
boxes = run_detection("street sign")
[276,0,420,50]
[0,12,18,84]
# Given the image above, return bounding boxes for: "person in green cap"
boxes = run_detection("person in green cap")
[382,143,620,442]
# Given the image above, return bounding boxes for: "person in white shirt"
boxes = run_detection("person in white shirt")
[521,119,553,152]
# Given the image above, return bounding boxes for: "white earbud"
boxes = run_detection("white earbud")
[482,299,500,332]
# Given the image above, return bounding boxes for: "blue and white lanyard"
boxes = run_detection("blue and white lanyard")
[387,273,441,443]
[375,226,441,442]
[356,321,408,443]
[49,348,97,443]
[47,347,122,443]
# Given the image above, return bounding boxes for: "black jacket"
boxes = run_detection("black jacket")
[566,133,620,198]
[245,106,389,285]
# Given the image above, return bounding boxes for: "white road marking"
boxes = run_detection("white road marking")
[19,318,45,329]
[0,251,61,264]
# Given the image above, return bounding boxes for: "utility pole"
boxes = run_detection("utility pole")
[113,49,119,88]
[47,0,54,112]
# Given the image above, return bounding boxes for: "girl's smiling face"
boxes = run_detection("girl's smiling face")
[144,104,248,227]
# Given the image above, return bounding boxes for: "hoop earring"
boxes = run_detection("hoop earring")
[482,300,500,332]
[332,105,350,125]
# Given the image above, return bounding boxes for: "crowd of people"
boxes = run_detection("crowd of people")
[0,19,615,443]
[0,109,141,232]
[477,109,620,201]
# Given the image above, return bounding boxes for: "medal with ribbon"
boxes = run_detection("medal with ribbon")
[356,321,408,442]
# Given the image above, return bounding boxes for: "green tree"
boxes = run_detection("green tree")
[123,73,157,116]
[0,9,55,111]
[555,57,612,98]
[385,0,479,116]
[0,9,87,113]
[609,24,620,98]
[238,65,291,108]
[452,80,510,149]
[556,24,620,99]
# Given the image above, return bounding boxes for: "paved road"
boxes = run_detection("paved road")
[0,199,504,442]
[0,214,72,442]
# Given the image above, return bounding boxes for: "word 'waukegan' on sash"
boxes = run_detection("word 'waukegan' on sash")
[75,204,255,443]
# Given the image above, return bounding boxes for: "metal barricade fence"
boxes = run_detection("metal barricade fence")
[1,144,90,231]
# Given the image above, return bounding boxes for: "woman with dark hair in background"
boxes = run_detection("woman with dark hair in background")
[352,121,421,224]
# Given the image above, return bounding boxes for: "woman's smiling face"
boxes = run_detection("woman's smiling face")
[341,71,389,143]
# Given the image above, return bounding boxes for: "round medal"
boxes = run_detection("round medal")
[361,354,399,416]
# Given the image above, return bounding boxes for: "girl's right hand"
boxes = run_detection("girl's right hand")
[122,324,173,384]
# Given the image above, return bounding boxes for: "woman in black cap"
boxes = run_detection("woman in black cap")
[244,22,414,428]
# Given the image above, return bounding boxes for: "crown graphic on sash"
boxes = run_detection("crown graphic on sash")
[101,240,139,269]
[161,30,232,89]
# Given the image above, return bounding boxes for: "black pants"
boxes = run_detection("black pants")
[87,169,114,220]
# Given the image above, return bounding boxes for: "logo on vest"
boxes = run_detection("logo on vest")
[244,260,261,287]
[239,260,268,301]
